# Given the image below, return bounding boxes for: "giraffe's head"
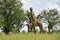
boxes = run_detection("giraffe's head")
[30,7,33,12]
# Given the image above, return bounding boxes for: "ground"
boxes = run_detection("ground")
[0,31,60,40]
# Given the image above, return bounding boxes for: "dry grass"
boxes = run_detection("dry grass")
[0,32,60,40]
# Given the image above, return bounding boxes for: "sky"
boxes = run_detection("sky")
[21,0,60,16]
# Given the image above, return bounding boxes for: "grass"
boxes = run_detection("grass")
[0,32,60,40]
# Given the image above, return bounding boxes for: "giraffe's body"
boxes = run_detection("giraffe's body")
[27,7,44,33]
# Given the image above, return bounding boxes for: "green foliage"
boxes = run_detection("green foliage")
[0,0,26,34]
[37,9,59,29]
[26,10,33,22]
[37,9,59,27]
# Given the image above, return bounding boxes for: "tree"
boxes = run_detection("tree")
[37,9,59,33]
[0,0,27,34]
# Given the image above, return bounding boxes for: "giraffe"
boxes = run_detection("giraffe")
[27,7,44,33]
[27,22,33,32]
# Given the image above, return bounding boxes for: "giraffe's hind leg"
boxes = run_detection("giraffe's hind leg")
[33,27,36,34]
[38,23,44,33]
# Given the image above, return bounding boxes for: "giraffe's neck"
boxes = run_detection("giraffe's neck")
[31,11,37,21]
